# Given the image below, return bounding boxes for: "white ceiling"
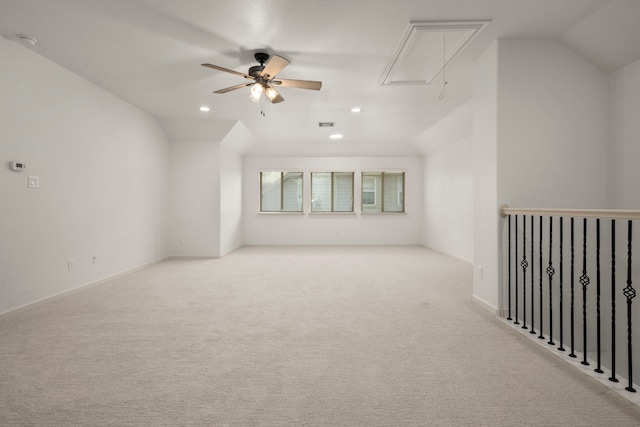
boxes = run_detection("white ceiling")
[1,0,639,157]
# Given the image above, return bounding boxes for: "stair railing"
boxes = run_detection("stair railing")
[501,206,640,393]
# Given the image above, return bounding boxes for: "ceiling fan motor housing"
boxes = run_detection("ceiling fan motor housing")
[248,65,265,78]
[254,52,269,64]
[249,52,270,78]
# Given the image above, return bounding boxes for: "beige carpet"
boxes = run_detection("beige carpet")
[1,245,639,426]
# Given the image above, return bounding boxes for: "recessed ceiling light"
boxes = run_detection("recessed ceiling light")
[350,107,362,113]
[199,106,210,112]
[329,134,344,140]
[17,34,37,46]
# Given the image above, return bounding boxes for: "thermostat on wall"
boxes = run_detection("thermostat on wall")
[10,161,26,172]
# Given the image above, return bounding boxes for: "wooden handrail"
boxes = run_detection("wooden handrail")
[500,205,640,220]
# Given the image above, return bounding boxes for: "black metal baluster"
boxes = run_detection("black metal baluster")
[531,215,536,335]
[610,219,618,382]
[624,220,636,393]
[570,218,577,358]
[522,215,528,330]
[559,217,565,352]
[514,215,519,325]
[507,215,513,320]
[595,219,603,373]
[581,218,590,366]
[547,217,555,345]
[539,216,545,340]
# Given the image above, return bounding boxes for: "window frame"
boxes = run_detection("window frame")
[259,171,304,213]
[310,171,355,213]
[360,171,405,213]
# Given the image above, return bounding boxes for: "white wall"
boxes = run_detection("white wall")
[242,157,423,245]
[220,145,242,255]
[497,39,608,210]
[166,121,251,258]
[168,141,220,257]
[423,135,474,262]
[605,58,640,378]
[473,38,609,313]
[472,41,500,311]
[418,101,474,262]
[220,122,254,255]
[0,38,169,314]
[608,58,640,209]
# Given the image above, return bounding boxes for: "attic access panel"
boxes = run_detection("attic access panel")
[380,21,490,86]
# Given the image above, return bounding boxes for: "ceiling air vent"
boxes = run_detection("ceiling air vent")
[318,122,334,128]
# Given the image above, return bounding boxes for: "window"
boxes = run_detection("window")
[260,171,303,212]
[361,172,405,213]
[362,175,377,206]
[311,172,354,212]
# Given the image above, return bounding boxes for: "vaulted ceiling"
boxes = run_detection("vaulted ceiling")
[2,0,639,156]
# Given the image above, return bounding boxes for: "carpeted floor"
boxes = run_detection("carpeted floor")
[1,245,639,426]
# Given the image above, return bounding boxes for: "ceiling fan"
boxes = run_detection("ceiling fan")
[202,52,322,104]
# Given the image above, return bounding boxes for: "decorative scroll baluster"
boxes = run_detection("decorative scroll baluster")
[514,216,519,325]
[570,218,577,358]
[539,216,544,340]
[522,215,528,330]
[530,215,536,335]
[507,215,513,320]
[547,217,555,345]
[609,220,618,382]
[624,220,636,393]
[558,217,565,352]
[595,219,603,373]
[580,218,590,366]
[501,211,640,396]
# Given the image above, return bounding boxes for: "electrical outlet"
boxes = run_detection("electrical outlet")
[477,265,484,279]
[68,259,74,271]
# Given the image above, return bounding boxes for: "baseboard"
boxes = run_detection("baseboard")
[422,245,473,265]
[495,306,510,318]
[472,294,499,315]
[220,244,244,257]
[0,256,170,319]
[498,317,640,407]
[167,244,244,259]
[167,255,220,260]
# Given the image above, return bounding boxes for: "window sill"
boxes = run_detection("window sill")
[309,211,356,215]
[360,211,407,215]
[258,211,304,215]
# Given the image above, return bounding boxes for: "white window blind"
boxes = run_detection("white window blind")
[383,173,404,212]
[361,172,404,213]
[311,172,354,212]
[333,172,354,212]
[260,171,303,212]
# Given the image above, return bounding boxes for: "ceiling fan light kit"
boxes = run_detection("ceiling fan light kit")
[202,52,322,105]
[249,82,263,102]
